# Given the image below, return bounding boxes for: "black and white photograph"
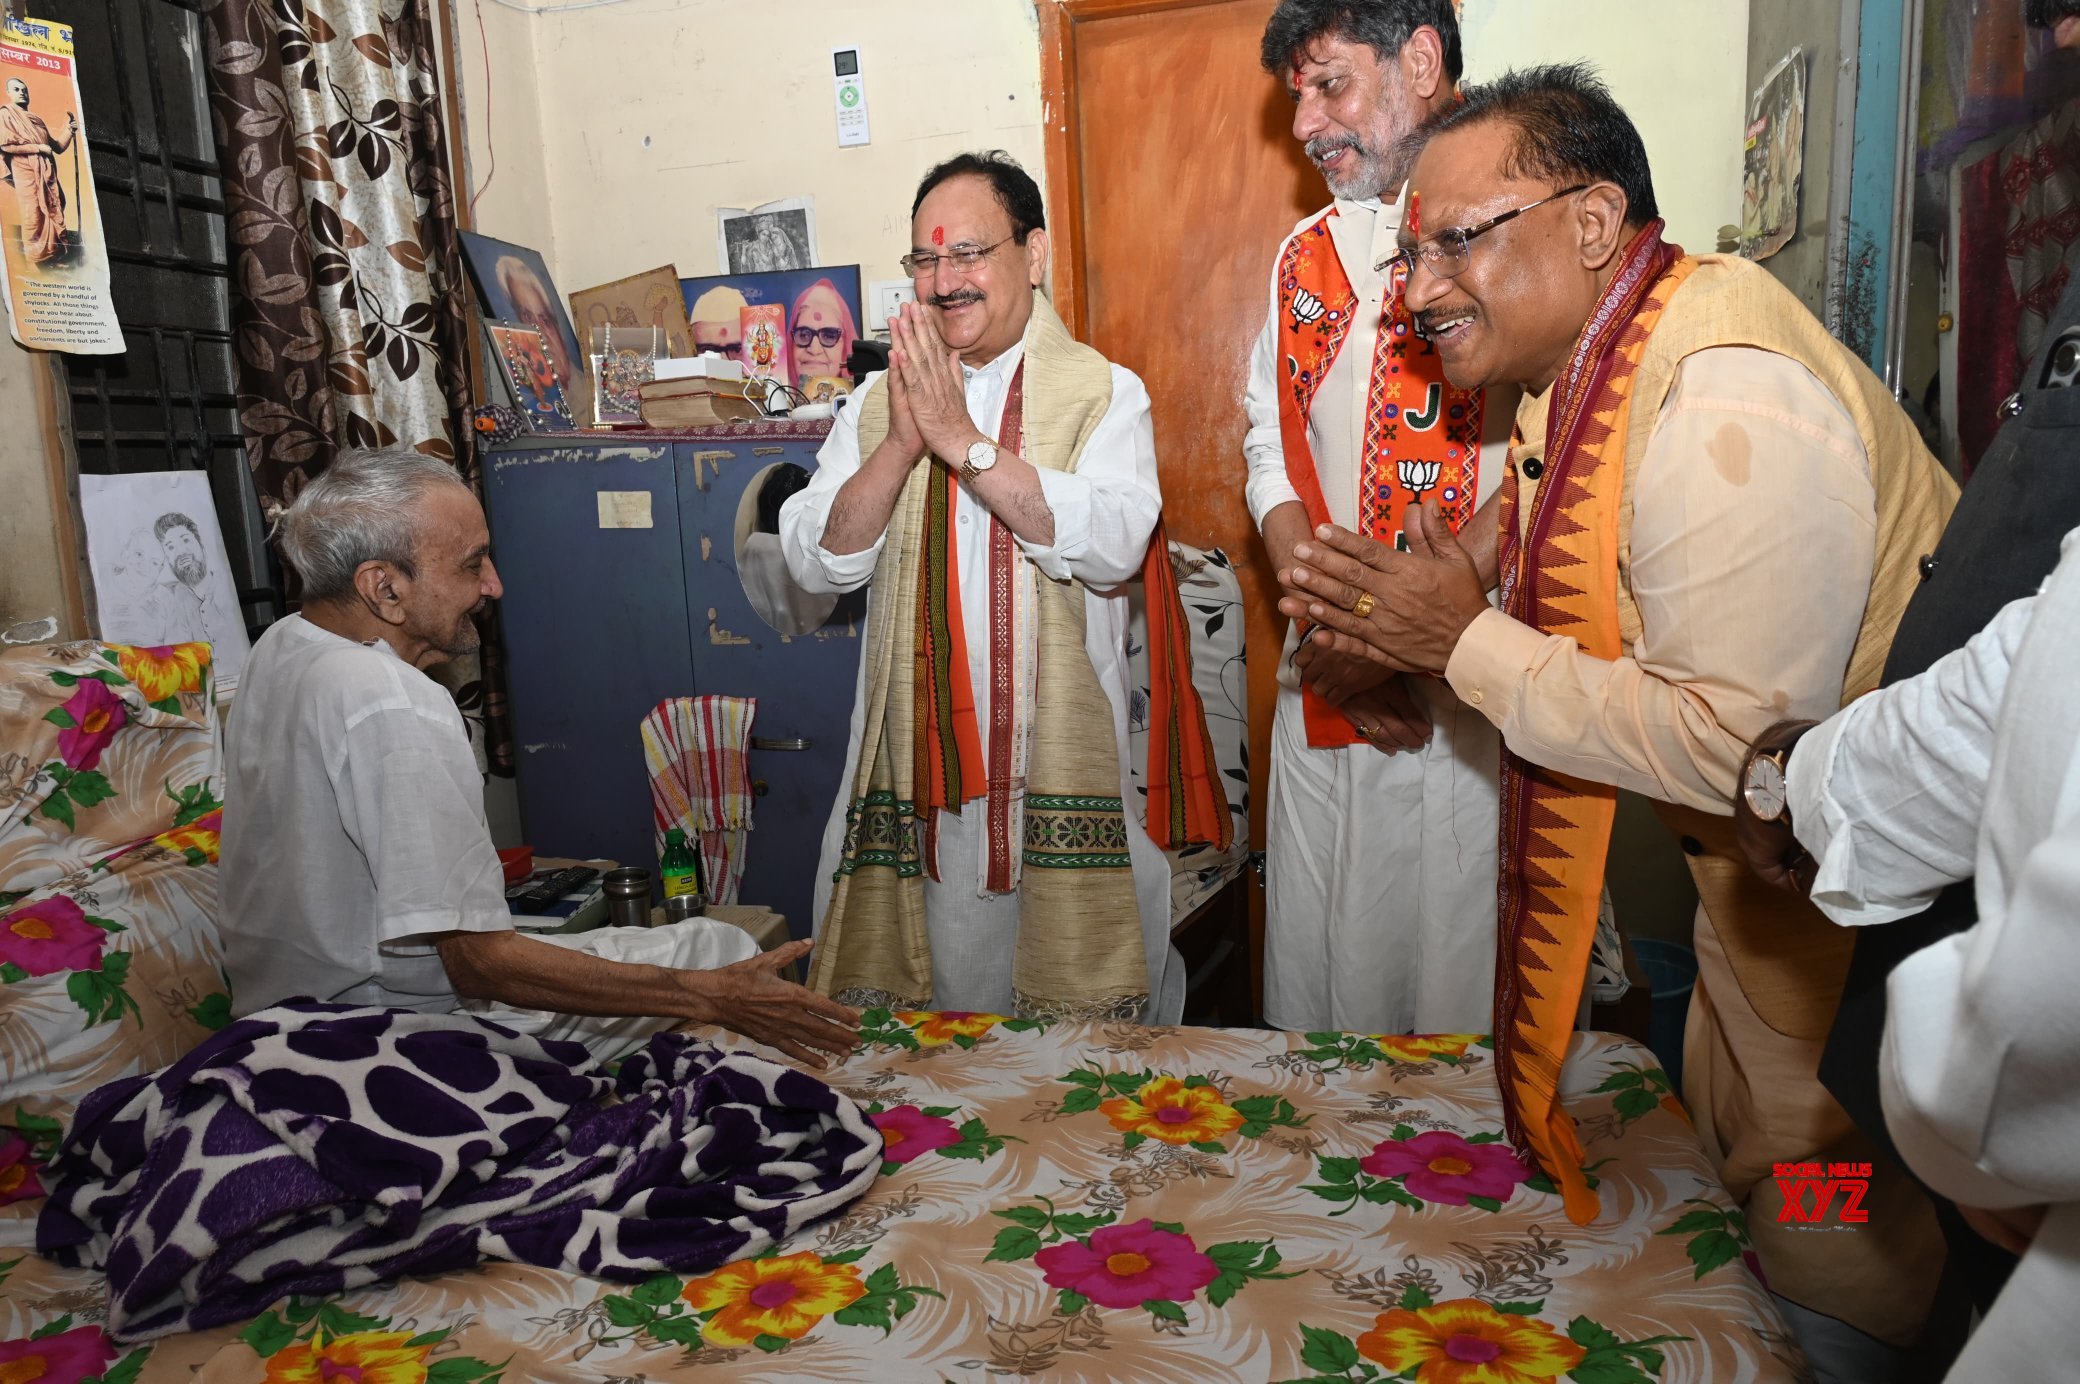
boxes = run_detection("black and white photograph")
[717,197,817,274]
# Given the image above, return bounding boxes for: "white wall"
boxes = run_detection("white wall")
[451,0,556,266]
[1459,0,1750,254]
[454,0,1044,299]
[453,2,1747,305]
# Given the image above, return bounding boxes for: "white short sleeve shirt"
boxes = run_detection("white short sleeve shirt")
[219,615,513,1014]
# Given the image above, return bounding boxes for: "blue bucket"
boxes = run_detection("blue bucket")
[1630,937,1697,1092]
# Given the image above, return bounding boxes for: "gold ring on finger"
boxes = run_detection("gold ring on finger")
[1350,591,1376,619]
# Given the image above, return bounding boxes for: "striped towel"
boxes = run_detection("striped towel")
[640,696,756,905]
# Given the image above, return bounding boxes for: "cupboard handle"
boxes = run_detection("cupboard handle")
[752,736,811,751]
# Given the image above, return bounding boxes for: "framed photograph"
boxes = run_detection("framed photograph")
[740,303,789,389]
[458,230,585,396]
[570,265,693,360]
[1738,49,1807,262]
[716,197,817,273]
[487,321,576,432]
[681,265,862,387]
[591,324,662,426]
[79,470,252,688]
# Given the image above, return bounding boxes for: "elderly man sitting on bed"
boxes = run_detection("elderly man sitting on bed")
[217,447,859,1065]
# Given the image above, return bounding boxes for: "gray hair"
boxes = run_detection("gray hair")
[275,447,470,600]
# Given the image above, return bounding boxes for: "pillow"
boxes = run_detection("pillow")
[0,641,230,1242]
[0,641,222,897]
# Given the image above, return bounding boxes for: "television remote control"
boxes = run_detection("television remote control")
[509,865,600,915]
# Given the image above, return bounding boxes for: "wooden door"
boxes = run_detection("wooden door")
[1039,0,1318,1007]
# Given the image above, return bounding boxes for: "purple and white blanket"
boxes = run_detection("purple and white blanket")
[35,1003,884,1341]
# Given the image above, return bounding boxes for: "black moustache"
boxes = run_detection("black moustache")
[930,295,983,309]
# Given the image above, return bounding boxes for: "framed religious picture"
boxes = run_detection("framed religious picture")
[591,323,662,426]
[740,303,789,390]
[798,374,851,405]
[570,265,693,360]
[459,230,586,397]
[680,265,861,387]
[487,321,576,432]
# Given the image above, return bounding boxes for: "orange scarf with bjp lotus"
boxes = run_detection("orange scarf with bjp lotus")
[1493,221,1697,1226]
[1274,200,1484,747]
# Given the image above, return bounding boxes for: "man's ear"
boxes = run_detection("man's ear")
[1575,183,1630,271]
[351,560,409,627]
[1399,25,1447,103]
[1023,227,1051,290]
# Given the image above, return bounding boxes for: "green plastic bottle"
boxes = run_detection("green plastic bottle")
[659,827,703,901]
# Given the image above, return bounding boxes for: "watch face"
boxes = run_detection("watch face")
[1743,754,1788,822]
[966,441,997,472]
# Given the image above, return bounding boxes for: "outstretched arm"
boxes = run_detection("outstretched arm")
[437,930,861,1068]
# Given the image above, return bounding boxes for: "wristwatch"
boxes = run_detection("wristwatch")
[1737,718,1820,892]
[1740,719,1817,825]
[960,438,999,485]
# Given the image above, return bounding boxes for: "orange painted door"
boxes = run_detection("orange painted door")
[1040,0,1321,1006]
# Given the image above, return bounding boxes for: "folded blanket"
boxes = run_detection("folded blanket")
[36,1003,883,1341]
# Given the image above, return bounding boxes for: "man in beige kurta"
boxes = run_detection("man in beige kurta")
[1279,67,1958,1383]
[0,78,75,266]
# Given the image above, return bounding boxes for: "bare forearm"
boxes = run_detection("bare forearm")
[1260,501,1313,580]
[968,449,1054,546]
[439,929,710,1022]
[819,437,918,556]
[1467,489,1502,592]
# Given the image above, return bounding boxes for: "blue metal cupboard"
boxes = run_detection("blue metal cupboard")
[481,422,865,937]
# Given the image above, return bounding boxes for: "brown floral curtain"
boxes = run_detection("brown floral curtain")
[202,0,512,775]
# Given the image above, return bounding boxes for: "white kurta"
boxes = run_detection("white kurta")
[1788,526,2080,1382]
[780,335,1178,1019]
[1243,196,1510,1034]
[220,616,756,1059]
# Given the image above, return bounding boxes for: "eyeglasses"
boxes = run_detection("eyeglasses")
[792,325,846,348]
[898,235,1015,279]
[1382,185,1590,281]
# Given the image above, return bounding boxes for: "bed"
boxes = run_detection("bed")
[0,643,1805,1382]
[2,1017,1804,1381]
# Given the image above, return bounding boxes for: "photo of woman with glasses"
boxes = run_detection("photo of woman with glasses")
[790,277,860,382]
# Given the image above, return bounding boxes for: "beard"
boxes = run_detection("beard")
[411,603,485,665]
[1306,134,1400,201]
[172,555,206,586]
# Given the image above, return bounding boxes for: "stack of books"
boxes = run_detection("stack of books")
[638,376,763,427]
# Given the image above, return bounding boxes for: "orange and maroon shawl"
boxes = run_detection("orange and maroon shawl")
[1492,221,1696,1226]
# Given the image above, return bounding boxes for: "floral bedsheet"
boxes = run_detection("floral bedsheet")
[0,1014,1805,1382]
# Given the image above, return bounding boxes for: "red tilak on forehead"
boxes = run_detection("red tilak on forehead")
[1407,190,1422,240]
[932,225,945,246]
